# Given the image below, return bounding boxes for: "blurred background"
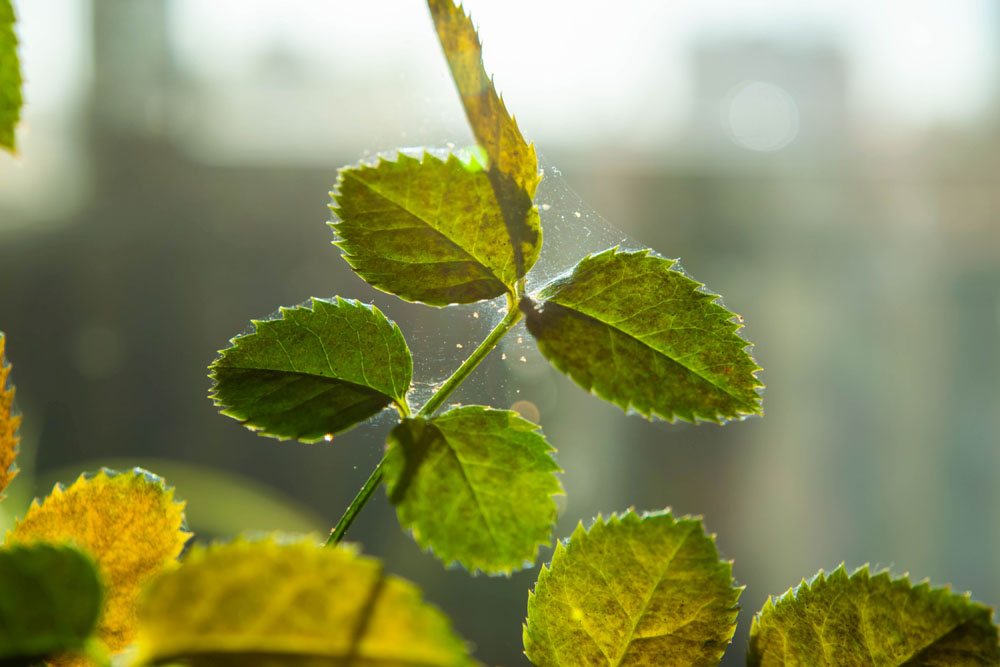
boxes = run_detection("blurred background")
[2,0,999,663]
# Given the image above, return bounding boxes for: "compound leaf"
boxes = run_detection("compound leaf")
[0,0,22,153]
[0,543,102,664]
[4,468,190,662]
[209,297,412,442]
[522,247,762,423]
[383,405,561,574]
[331,152,541,306]
[0,332,20,496]
[134,537,477,666]
[748,565,1000,666]
[524,510,741,666]
[427,0,539,199]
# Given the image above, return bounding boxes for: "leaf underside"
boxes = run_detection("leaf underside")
[748,565,1000,666]
[209,297,412,442]
[135,537,477,667]
[331,152,540,306]
[0,0,21,153]
[523,247,763,423]
[523,510,741,666]
[383,405,561,574]
[5,468,190,662]
[0,332,20,496]
[0,543,102,663]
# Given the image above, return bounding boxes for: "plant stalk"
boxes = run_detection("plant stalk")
[325,295,523,546]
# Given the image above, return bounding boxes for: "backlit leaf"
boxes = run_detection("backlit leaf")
[427,0,541,284]
[523,510,741,666]
[0,0,22,153]
[209,297,412,442]
[383,405,561,574]
[331,152,541,306]
[0,543,102,663]
[134,537,477,666]
[522,247,762,423]
[748,564,1000,666]
[0,332,20,496]
[5,468,190,661]
[426,0,539,199]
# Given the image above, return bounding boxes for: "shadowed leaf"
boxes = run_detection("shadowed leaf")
[0,0,21,153]
[5,468,190,663]
[0,332,20,496]
[0,544,102,664]
[383,405,561,574]
[523,247,762,423]
[524,510,741,666]
[748,564,1000,666]
[209,297,412,442]
[331,152,541,306]
[134,537,477,666]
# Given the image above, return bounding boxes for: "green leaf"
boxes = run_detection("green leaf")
[0,543,102,663]
[382,405,561,574]
[330,152,541,306]
[523,510,741,666]
[426,0,541,284]
[209,297,412,443]
[0,0,22,153]
[427,0,539,198]
[522,247,762,423]
[748,565,1000,666]
[134,537,477,666]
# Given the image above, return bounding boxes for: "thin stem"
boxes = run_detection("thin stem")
[418,296,522,417]
[325,294,524,546]
[325,458,385,546]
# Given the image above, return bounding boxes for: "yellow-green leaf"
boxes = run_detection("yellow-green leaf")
[331,153,541,306]
[426,0,540,199]
[383,405,561,574]
[523,247,763,423]
[134,537,477,666]
[209,297,413,442]
[5,468,190,661]
[748,564,1000,666]
[0,543,102,664]
[0,332,20,496]
[0,0,22,153]
[523,510,741,666]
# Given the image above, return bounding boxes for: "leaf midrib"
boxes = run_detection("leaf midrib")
[344,166,510,291]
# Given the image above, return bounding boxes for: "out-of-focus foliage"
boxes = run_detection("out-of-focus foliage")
[0,332,19,496]
[135,537,477,666]
[383,405,561,574]
[0,543,102,664]
[5,468,190,661]
[0,0,21,153]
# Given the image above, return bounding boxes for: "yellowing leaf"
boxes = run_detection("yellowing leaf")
[134,537,477,666]
[748,565,1000,666]
[0,332,20,496]
[5,468,190,661]
[427,0,539,199]
[523,510,741,666]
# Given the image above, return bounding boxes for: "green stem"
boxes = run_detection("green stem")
[325,458,385,546]
[418,297,522,418]
[325,295,523,546]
